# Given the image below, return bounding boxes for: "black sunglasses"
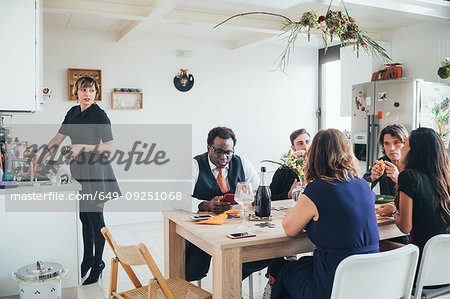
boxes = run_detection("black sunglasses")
[210,144,234,157]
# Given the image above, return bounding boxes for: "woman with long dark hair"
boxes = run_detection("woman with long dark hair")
[271,129,379,299]
[377,127,450,254]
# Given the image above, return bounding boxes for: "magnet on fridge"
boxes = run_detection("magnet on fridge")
[378,92,387,101]
[378,111,383,119]
[366,97,371,106]
[386,112,391,117]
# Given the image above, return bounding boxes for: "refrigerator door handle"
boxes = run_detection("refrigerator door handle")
[367,115,372,171]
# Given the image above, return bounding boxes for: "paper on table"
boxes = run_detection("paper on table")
[194,213,227,225]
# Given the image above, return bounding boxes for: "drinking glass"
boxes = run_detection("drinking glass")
[234,182,254,229]
[290,178,304,207]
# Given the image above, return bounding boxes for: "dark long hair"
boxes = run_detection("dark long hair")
[402,127,450,229]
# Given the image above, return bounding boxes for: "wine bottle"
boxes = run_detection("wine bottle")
[23,141,31,159]
[255,166,271,217]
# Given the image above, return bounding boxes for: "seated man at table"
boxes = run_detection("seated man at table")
[270,128,310,200]
[187,126,271,281]
[363,124,409,249]
[363,124,408,195]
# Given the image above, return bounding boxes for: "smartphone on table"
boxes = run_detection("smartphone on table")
[221,193,236,205]
[190,215,213,220]
[226,232,256,239]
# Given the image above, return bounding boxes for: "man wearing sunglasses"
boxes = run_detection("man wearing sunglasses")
[186,126,270,282]
[191,126,259,214]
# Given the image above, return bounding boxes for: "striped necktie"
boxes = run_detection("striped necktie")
[216,167,229,193]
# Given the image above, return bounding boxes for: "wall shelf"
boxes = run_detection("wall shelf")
[68,68,102,101]
[111,92,143,109]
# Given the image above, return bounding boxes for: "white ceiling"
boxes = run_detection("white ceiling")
[43,0,450,48]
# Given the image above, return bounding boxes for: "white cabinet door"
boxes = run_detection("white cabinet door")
[0,0,39,112]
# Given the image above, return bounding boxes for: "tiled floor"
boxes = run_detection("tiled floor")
[76,220,270,299]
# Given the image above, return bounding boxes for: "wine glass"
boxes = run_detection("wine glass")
[234,182,254,229]
[290,178,304,207]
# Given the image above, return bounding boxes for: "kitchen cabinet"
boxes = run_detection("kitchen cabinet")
[0,0,42,112]
[0,182,82,297]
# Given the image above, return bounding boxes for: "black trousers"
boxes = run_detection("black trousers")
[185,241,273,282]
[79,211,106,267]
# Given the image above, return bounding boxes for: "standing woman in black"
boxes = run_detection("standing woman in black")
[35,76,121,285]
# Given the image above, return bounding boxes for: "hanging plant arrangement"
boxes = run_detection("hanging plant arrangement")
[438,58,450,79]
[214,1,393,72]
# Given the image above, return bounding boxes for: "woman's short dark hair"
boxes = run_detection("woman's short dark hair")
[290,129,310,146]
[402,127,450,228]
[207,127,237,146]
[304,128,358,183]
[73,76,100,98]
[378,124,408,155]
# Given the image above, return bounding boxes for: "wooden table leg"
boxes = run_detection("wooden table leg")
[212,247,242,299]
[164,217,185,278]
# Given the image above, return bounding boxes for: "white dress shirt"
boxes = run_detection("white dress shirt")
[191,155,259,212]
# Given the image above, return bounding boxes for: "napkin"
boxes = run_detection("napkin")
[225,209,240,214]
[194,213,227,225]
[205,209,241,215]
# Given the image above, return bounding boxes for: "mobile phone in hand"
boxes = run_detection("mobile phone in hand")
[221,193,235,205]
[226,232,256,239]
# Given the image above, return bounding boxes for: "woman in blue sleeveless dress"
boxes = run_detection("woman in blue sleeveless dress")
[271,129,380,299]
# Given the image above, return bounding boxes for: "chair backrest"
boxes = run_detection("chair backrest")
[330,244,419,299]
[415,234,450,298]
[101,227,146,266]
[101,227,176,299]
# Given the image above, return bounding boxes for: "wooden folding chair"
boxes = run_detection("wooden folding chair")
[101,227,212,299]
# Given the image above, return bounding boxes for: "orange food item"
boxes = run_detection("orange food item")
[378,160,386,175]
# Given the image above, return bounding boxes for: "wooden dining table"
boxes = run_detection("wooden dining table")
[163,200,404,299]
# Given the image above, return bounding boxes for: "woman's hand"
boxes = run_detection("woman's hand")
[376,203,396,217]
[384,161,399,183]
[68,144,86,160]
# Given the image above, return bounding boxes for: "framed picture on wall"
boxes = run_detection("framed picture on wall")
[67,68,102,101]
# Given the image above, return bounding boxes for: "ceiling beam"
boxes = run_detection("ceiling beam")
[323,0,450,19]
[165,8,287,32]
[117,0,184,42]
[43,0,149,20]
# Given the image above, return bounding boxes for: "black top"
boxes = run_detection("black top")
[362,155,396,196]
[58,104,113,144]
[269,167,299,200]
[192,152,245,201]
[57,104,120,207]
[398,169,449,253]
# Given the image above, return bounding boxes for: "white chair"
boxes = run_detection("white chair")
[330,244,419,299]
[414,234,450,299]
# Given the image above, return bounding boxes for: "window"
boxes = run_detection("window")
[318,46,351,133]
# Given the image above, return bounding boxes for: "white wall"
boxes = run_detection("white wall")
[381,21,450,82]
[13,26,318,223]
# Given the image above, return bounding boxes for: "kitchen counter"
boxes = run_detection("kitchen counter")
[1,180,82,194]
[0,179,82,297]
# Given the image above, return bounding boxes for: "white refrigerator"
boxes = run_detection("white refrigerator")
[351,78,450,172]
